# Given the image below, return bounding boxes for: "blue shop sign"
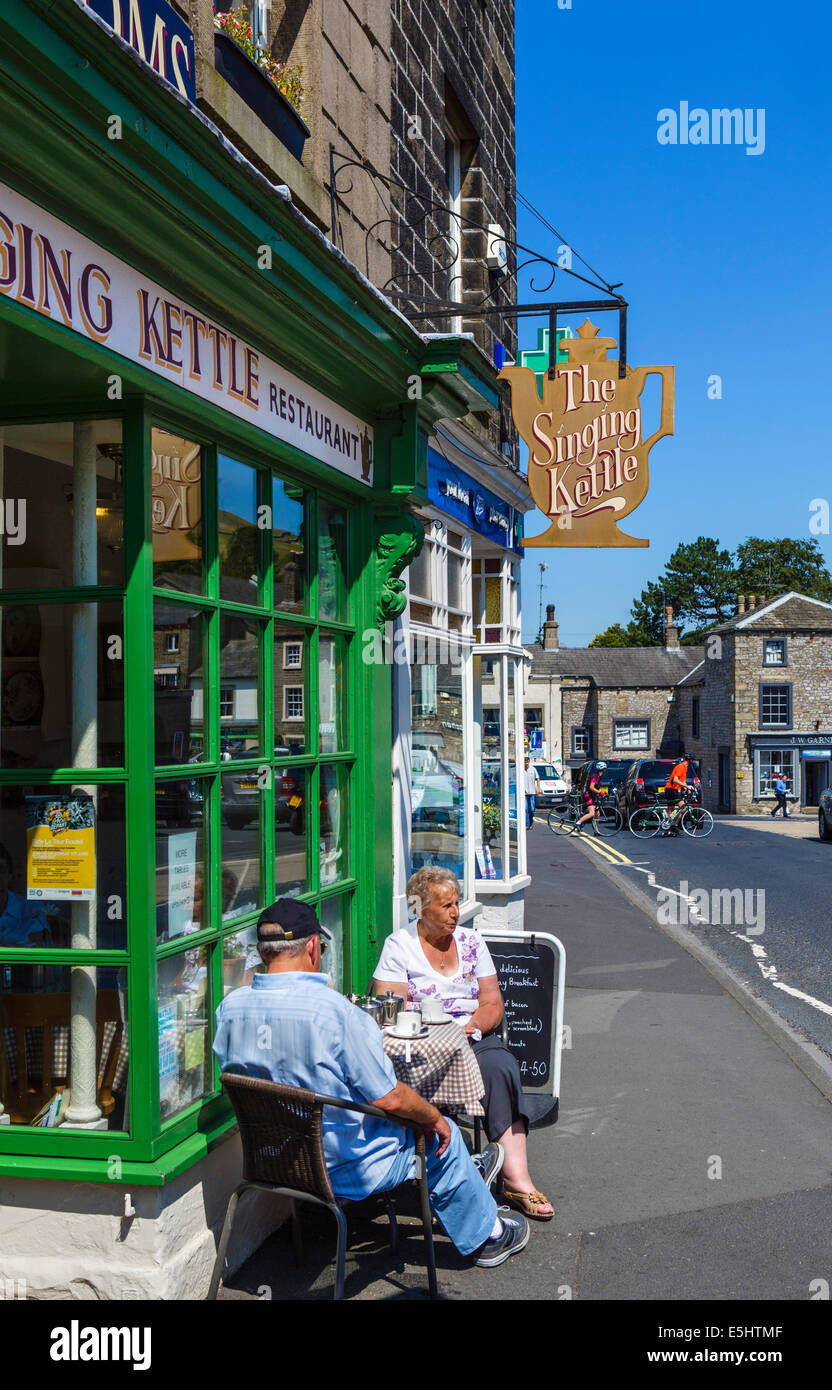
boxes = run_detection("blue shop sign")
[427,448,518,550]
[82,0,196,102]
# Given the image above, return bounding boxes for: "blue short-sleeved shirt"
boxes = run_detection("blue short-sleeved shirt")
[213,973,403,1200]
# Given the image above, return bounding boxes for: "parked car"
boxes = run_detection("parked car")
[573,758,635,805]
[819,786,832,841]
[532,762,569,809]
[615,758,702,819]
[220,766,261,829]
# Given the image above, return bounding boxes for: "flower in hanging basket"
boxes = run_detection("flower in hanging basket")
[213,6,305,116]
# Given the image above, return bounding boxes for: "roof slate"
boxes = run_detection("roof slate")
[529,646,705,687]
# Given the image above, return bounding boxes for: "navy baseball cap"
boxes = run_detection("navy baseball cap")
[256,898,321,944]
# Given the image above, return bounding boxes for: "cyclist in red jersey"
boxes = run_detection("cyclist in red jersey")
[664,753,693,835]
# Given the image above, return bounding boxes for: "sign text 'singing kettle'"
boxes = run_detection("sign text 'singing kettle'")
[499,319,674,548]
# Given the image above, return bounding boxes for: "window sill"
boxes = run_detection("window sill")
[473,874,531,895]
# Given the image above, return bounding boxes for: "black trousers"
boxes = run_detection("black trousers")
[470,1034,530,1141]
[771,792,789,817]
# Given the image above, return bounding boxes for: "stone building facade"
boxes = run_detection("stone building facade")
[675,593,832,814]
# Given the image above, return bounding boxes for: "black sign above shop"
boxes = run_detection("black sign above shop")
[82,0,196,101]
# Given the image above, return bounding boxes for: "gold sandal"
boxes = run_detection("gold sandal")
[502,1188,554,1222]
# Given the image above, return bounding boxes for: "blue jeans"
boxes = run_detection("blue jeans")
[525,794,536,827]
[371,1120,497,1256]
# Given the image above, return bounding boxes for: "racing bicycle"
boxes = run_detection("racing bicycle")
[628,790,714,839]
[548,793,623,838]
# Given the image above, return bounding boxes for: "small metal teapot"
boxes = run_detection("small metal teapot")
[348,992,384,1027]
[376,991,404,1027]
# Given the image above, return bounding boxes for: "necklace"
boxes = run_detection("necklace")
[419,928,458,976]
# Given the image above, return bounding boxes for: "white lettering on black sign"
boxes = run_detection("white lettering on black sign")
[486,940,556,1088]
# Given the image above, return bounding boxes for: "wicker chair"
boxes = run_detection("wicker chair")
[208,1072,438,1301]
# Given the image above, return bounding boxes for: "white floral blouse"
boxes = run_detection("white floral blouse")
[374,923,497,1039]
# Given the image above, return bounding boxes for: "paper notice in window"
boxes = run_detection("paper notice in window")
[25,794,96,900]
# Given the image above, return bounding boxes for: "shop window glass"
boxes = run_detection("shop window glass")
[320,764,349,888]
[0,783,127,951]
[319,634,348,754]
[0,965,128,1129]
[273,478,306,613]
[218,454,261,604]
[480,659,503,878]
[319,893,350,994]
[508,662,518,876]
[318,501,348,621]
[220,787,261,920]
[157,946,210,1122]
[154,602,205,764]
[276,766,307,896]
[274,626,307,754]
[152,430,203,594]
[222,924,263,996]
[411,661,465,886]
[219,613,260,755]
[758,750,795,796]
[155,778,208,944]
[0,600,124,769]
[0,420,123,590]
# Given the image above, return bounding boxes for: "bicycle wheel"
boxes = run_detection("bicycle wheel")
[629,807,663,838]
[595,804,621,836]
[681,806,714,838]
[549,808,577,835]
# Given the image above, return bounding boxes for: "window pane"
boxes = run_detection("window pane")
[508,662,518,877]
[0,783,127,950]
[0,420,123,590]
[411,661,465,883]
[761,685,789,726]
[157,947,210,1122]
[152,430,203,594]
[220,784,261,920]
[409,524,432,600]
[274,626,307,754]
[273,478,306,613]
[318,501,348,621]
[0,965,128,1129]
[320,764,348,887]
[759,750,794,796]
[276,765,307,896]
[318,634,348,754]
[319,893,350,994]
[154,602,205,764]
[218,455,261,604]
[222,924,263,996]
[155,779,208,944]
[219,613,261,755]
[764,640,785,665]
[0,601,124,768]
[448,552,464,611]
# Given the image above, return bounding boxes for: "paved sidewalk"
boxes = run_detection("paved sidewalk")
[730,813,819,840]
[220,826,832,1300]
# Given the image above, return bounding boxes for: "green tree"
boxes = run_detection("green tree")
[589,623,632,647]
[735,537,832,603]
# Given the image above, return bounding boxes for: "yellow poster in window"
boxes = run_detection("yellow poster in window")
[25,795,96,901]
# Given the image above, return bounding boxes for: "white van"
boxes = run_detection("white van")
[533,762,568,808]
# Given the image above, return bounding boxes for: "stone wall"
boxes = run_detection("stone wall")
[594,687,683,761]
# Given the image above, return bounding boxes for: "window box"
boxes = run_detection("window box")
[213,31,310,162]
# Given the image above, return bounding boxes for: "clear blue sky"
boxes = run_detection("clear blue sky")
[514,0,832,645]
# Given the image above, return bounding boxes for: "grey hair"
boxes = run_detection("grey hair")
[406,865,460,922]
[257,937,309,965]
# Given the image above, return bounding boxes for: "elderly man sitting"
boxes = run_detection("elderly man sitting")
[213,898,529,1269]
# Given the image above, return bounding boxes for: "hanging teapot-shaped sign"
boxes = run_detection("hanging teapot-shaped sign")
[499,319,674,548]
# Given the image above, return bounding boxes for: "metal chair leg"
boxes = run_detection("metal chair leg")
[290,1199,304,1265]
[207,1183,248,1299]
[332,1203,349,1301]
[415,1157,439,1300]
[381,1192,398,1254]
[474,1117,483,1153]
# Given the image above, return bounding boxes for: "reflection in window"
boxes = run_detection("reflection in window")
[410,660,465,888]
[319,893,350,994]
[0,420,123,591]
[154,603,205,764]
[0,783,127,950]
[274,626,306,754]
[157,946,210,1122]
[320,764,348,887]
[276,766,306,896]
[151,430,203,594]
[218,455,260,604]
[318,501,348,621]
[155,779,207,944]
[218,613,260,755]
[508,662,518,877]
[319,635,347,754]
[220,784,261,921]
[273,478,305,612]
[222,924,263,995]
[0,601,124,768]
[0,966,128,1129]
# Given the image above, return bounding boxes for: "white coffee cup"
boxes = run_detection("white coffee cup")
[420,998,446,1023]
[397,1009,422,1035]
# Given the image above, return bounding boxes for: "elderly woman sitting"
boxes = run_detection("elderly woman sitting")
[373,865,553,1221]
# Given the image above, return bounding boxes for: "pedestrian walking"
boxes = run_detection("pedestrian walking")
[524,756,540,831]
[771,769,791,818]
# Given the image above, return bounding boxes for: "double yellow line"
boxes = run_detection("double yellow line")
[534,816,633,867]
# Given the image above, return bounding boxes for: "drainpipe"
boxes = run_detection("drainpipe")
[63,422,103,1128]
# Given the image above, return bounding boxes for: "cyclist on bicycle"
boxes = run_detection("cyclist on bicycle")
[576,762,606,834]
[664,753,694,835]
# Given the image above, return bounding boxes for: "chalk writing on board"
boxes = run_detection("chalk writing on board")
[484,940,556,1091]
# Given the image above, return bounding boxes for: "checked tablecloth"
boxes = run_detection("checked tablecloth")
[382,1020,485,1116]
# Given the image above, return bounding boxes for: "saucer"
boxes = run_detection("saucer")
[384,1024,429,1040]
[422,1013,454,1025]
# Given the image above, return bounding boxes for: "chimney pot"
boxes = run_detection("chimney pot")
[664,606,680,649]
[543,610,559,650]
[737,595,746,614]
[546,604,555,621]
[748,594,756,611]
